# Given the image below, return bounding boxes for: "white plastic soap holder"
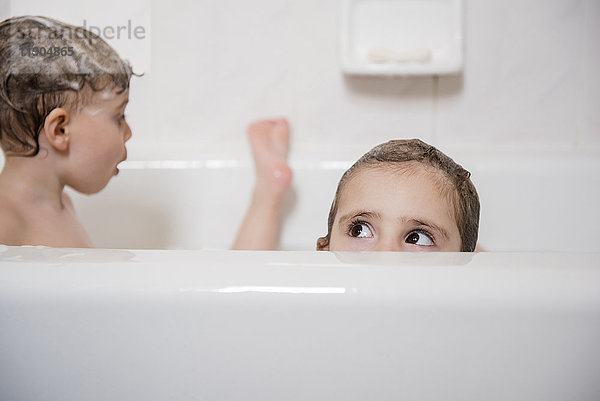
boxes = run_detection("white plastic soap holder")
[340,0,464,76]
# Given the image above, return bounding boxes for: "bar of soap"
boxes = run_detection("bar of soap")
[368,47,432,63]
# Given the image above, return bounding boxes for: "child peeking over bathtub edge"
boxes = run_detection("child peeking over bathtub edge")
[0,16,134,247]
[233,120,481,252]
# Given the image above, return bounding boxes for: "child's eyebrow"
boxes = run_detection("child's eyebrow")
[405,218,450,240]
[338,210,381,224]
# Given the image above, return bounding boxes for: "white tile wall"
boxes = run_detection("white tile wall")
[292,0,435,147]
[3,0,596,152]
[436,0,585,148]
[580,0,600,145]
[145,0,297,146]
[0,0,8,18]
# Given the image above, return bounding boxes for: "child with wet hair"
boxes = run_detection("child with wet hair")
[316,139,480,252]
[234,121,480,252]
[0,16,134,247]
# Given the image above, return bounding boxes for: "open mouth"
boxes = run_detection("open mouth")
[115,150,128,175]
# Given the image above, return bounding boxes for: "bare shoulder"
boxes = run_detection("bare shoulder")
[0,197,26,245]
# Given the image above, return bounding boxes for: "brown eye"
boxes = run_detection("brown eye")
[349,222,372,238]
[405,231,434,246]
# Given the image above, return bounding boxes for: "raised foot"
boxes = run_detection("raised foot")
[247,118,292,196]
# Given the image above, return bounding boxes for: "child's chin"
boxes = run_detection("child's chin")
[72,179,111,195]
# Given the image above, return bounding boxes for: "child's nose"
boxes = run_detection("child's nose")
[373,238,403,252]
[124,123,132,142]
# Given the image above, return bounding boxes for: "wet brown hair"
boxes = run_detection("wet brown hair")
[317,139,480,252]
[0,16,134,156]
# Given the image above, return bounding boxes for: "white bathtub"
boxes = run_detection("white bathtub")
[1,246,599,401]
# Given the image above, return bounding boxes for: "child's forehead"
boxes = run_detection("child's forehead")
[346,163,440,190]
[81,88,129,109]
[94,88,128,103]
[337,165,456,221]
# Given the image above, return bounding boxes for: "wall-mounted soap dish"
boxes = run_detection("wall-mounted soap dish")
[340,0,463,76]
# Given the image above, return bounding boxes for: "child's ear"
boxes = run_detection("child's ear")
[43,108,71,152]
[316,237,330,251]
